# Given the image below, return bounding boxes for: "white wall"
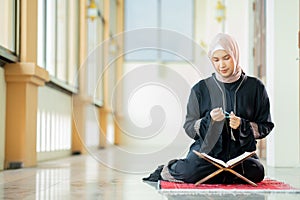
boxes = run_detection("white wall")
[37,86,72,161]
[266,0,300,167]
[0,67,6,170]
[120,63,200,150]
[225,0,250,73]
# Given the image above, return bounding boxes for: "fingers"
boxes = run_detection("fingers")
[229,111,241,129]
[210,109,241,128]
[210,107,225,121]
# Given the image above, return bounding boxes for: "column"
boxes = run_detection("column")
[114,0,125,145]
[98,0,110,148]
[266,0,300,167]
[5,63,49,168]
[4,0,50,168]
[71,0,88,154]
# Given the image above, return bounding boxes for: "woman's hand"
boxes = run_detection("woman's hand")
[229,112,241,129]
[210,107,225,121]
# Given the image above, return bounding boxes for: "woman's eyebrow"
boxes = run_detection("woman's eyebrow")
[212,55,228,60]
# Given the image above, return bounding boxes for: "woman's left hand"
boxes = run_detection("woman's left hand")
[229,112,241,129]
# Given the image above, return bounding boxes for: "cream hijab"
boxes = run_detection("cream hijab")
[208,33,242,83]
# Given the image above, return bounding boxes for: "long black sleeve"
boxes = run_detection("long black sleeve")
[183,88,212,142]
[238,80,274,151]
[183,89,201,140]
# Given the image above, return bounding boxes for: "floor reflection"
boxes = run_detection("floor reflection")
[0,150,300,200]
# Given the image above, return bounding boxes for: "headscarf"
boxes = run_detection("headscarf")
[208,33,242,83]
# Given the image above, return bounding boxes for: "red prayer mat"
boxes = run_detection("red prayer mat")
[159,178,300,194]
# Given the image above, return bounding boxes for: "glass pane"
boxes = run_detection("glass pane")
[96,17,104,101]
[68,0,79,87]
[124,0,158,61]
[125,0,158,29]
[88,20,97,53]
[124,0,194,61]
[86,51,98,98]
[0,0,16,52]
[161,0,193,35]
[46,0,56,76]
[160,0,194,61]
[37,0,45,68]
[124,29,159,61]
[56,0,67,82]
[87,20,97,98]
[0,0,15,51]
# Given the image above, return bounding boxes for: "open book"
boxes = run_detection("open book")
[193,150,257,186]
[193,150,256,168]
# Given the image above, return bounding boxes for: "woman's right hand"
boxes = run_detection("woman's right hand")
[210,107,225,121]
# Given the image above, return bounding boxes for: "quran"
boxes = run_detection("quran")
[193,151,256,168]
[192,150,257,186]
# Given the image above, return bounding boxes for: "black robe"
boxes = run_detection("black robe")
[168,73,274,183]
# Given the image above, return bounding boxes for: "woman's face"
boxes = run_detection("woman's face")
[211,50,235,78]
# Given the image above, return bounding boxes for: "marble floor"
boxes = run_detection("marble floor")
[1,146,300,200]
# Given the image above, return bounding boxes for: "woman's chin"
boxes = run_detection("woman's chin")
[219,73,230,78]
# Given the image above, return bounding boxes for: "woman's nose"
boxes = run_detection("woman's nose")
[219,60,225,67]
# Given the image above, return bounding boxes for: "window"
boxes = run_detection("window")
[124,0,194,61]
[0,0,19,65]
[86,0,105,105]
[37,0,79,92]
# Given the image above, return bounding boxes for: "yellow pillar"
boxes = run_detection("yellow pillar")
[3,0,49,168]
[20,0,38,63]
[99,0,110,148]
[114,0,124,145]
[99,108,108,148]
[71,96,87,155]
[5,63,49,168]
[71,0,88,154]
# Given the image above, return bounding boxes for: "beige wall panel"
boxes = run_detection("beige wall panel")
[0,68,6,170]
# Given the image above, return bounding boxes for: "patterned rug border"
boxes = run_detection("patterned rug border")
[158,179,300,195]
[158,188,300,195]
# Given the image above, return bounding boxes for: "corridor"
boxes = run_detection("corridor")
[1,146,300,200]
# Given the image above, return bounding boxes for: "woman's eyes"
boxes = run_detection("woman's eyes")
[213,56,230,62]
[224,56,230,60]
[212,55,230,62]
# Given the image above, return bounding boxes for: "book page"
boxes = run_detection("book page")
[226,151,255,167]
[193,150,256,168]
[200,153,228,167]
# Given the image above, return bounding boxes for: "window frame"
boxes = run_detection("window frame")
[0,0,20,67]
[37,0,79,94]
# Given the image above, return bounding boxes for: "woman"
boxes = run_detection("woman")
[143,33,274,184]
